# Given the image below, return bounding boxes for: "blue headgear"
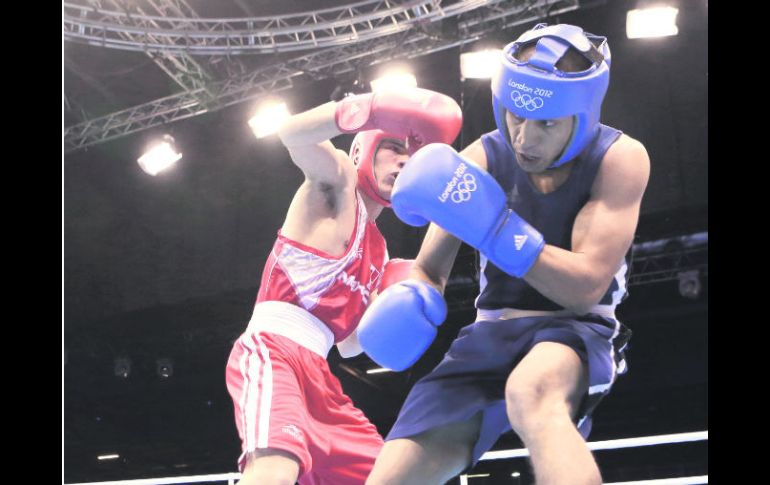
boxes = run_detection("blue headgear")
[491,23,611,168]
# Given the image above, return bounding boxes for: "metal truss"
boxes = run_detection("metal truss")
[117,0,214,104]
[628,232,708,287]
[444,232,709,311]
[63,0,579,153]
[64,0,447,55]
[81,0,252,108]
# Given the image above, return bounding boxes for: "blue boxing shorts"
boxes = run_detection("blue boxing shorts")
[385,312,631,466]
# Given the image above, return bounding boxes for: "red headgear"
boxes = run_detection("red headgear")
[348,130,404,207]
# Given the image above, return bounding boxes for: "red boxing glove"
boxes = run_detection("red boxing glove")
[335,88,462,154]
[379,258,415,292]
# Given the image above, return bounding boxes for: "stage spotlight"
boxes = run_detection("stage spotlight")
[137,134,182,176]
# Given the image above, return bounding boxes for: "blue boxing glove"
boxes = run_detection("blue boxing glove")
[358,280,447,371]
[392,143,545,278]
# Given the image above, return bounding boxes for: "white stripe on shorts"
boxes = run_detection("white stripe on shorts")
[239,334,274,451]
[256,336,273,448]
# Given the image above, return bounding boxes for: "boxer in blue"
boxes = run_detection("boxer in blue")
[358,24,651,485]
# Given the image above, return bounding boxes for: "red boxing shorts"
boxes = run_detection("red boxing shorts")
[226,302,383,484]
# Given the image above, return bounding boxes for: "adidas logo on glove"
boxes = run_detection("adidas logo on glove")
[514,235,528,251]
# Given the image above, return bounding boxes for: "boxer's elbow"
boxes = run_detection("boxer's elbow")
[566,276,614,315]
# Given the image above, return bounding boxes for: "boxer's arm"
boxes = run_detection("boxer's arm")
[277,101,353,190]
[409,139,488,293]
[524,135,650,313]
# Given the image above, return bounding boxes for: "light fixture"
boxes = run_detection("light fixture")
[677,270,701,299]
[626,6,679,39]
[370,66,417,93]
[137,134,182,176]
[156,358,174,379]
[248,100,290,139]
[460,49,501,80]
[114,357,132,379]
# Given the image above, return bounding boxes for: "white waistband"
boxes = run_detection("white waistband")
[246,301,335,358]
[476,305,616,322]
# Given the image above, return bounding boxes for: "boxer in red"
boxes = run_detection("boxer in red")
[225,87,462,485]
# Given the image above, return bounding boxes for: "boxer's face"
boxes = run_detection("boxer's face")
[506,110,574,173]
[373,139,409,199]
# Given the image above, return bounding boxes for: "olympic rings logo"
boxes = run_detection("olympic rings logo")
[511,90,544,111]
[450,173,477,203]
